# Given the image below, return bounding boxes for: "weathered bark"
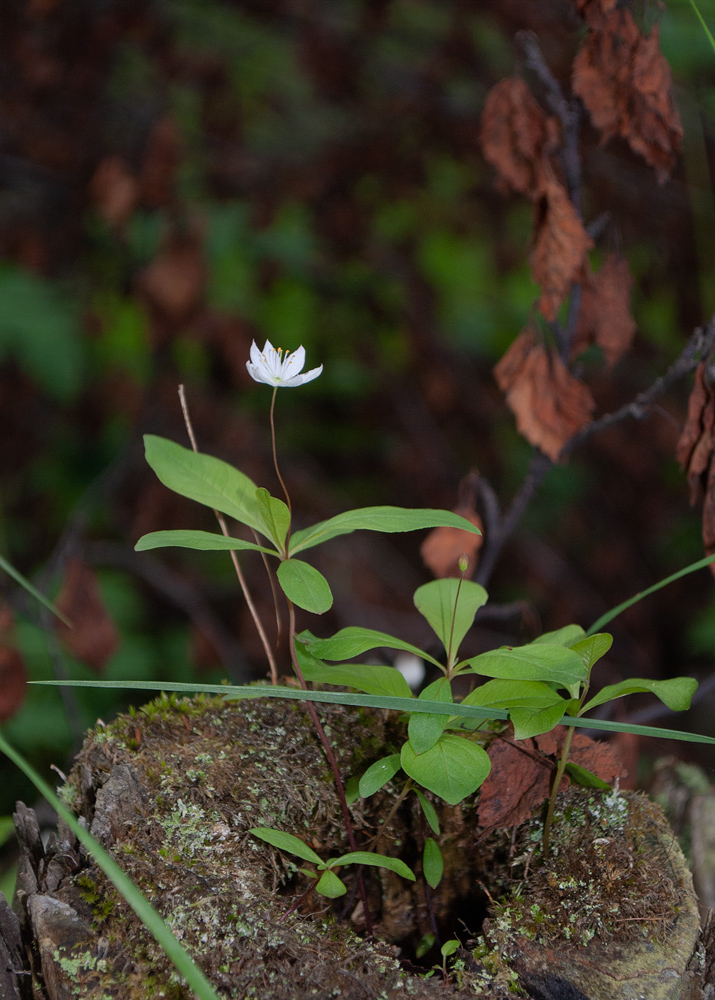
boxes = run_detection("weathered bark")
[2,695,711,999]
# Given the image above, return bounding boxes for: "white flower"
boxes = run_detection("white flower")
[246,339,323,387]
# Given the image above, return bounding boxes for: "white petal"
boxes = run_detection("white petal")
[280,364,323,387]
[249,340,263,367]
[282,345,306,377]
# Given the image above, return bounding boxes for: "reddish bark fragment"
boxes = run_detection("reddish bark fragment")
[420,504,483,579]
[480,77,558,198]
[494,327,595,461]
[530,176,593,321]
[478,738,553,829]
[571,253,636,366]
[56,559,119,673]
[676,363,715,506]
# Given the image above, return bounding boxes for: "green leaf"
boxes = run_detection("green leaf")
[134,530,278,556]
[408,678,452,755]
[401,735,491,805]
[533,625,585,647]
[297,654,412,699]
[441,940,460,958]
[587,553,715,635]
[416,934,435,959]
[413,579,488,660]
[276,560,333,614]
[289,506,481,555]
[423,838,444,889]
[359,755,403,797]
[299,627,441,668]
[581,676,698,715]
[0,733,221,1000]
[510,702,566,740]
[564,762,611,790]
[569,633,612,673]
[256,488,291,550]
[414,789,440,835]
[462,679,565,711]
[464,643,586,686]
[0,552,71,627]
[315,869,347,898]
[345,775,360,805]
[330,852,415,881]
[249,828,323,866]
[143,435,265,536]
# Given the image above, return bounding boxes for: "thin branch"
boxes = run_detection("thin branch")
[178,385,279,685]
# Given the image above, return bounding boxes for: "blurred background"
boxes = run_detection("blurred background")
[1,0,715,897]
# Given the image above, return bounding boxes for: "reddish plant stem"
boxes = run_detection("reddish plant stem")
[287,601,374,936]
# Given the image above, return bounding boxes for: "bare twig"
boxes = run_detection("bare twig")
[178,385,278,685]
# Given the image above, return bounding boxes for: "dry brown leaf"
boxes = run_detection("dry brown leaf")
[0,607,27,723]
[676,362,715,505]
[56,559,120,673]
[420,504,483,579]
[535,727,625,784]
[139,232,207,323]
[571,253,636,366]
[480,77,558,197]
[494,327,595,461]
[478,738,553,829]
[89,156,138,227]
[530,176,593,321]
[572,11,682,184]
[703,460,715,579]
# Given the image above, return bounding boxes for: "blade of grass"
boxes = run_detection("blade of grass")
[0,731,221,1000]
[0,553,71,627]
[686,0,715,55]
[586,553,715,635]
[31,680,715,744]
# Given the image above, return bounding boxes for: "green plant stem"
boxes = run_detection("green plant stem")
[178,385,278,685]
[445,574,464,675]
[542,724,575,860]
[372,778,413,851]
[287,601,374,935]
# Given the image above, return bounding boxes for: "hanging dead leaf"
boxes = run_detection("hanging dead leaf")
[55,559,119,673]
[703,460,715,580]
[89,156,138,227]
[676,362,715,506]
[572,11,682,184]
[480,77,558,197]
[139,232,207,323]
[571,253,636,366]
[494,327,595,461]
[535,727,625,783]
[0,607,27,723]
[530,176,593,321]
[478,738,553,829]
[420,504,483,578]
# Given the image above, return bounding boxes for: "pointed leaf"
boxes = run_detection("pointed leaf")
[135,530,278,555]
[276,560,333,614]
[464,643,586,686]
[297,649,412,699]
[413,579,488,660]
[331,852,415,881]
[510,702,566,740]
[289,506,481,555]
[249,828,323,866]
[533,625,585,646]
[359,755,403,797]
[414,789,440,835]
[298,627,441,668]
[569,633,612,672]
[345,775,360,805]
[408,678,453,755]
[462,679,565,711]
[423,837,444,889]
[401,734,491,805]
[256,488,291,550]
[581,676,698,715]
[144,435,265,535]
[315,870,346,898]
[564,762,611,790]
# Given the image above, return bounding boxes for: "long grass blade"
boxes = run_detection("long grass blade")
[0,553,71,627]
[0,732,221,1000]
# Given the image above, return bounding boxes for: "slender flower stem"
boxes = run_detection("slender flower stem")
[287,601,374,936]
[178,386,278,685]
[541,724,575,859]
[270,388,292,519]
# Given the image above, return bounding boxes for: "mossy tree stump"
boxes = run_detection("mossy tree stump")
[2,695,711,999]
